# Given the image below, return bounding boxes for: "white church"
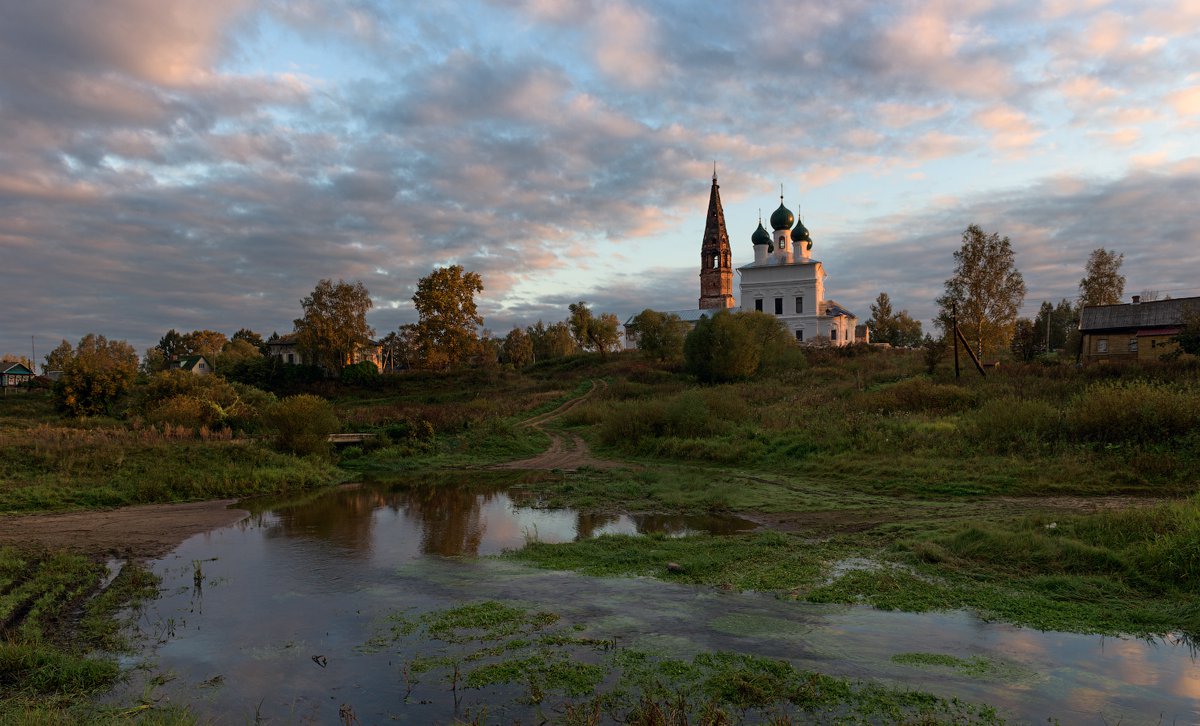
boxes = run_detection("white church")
[627,172,865,346]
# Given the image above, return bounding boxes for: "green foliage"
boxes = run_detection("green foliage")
[340,360,381,385]
[1174,310,1200,356]
[51,334,138,416]
[935,224,1027,359]
[568,301,622,357]
[294,278,375,373]
[131,370,275,432]
[264,394,339,457]
[684,310,795,383]
[41,339,73,376]
[526,320,577,361]
[1065,380,1200,444]
[867,292,923,347]
[1078,248,1125,307]
[215,337,262,370]
[501,327,535,369]
[630,309,687,363]
[412,265,483,369]
[868,377,975,414]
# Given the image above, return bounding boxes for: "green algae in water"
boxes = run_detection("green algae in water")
[892,652,1035,681]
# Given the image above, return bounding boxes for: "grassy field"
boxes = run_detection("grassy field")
[1,347,1197,720]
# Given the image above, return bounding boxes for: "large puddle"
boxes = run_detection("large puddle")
[116,482,1198,724]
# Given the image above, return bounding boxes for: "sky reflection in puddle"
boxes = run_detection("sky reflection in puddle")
[117,482,1198,725]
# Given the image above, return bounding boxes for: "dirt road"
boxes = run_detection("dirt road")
[492,379,620,472]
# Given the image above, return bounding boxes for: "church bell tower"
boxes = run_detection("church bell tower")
[698,170,734,309]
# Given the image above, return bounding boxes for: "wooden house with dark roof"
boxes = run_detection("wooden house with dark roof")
[1078,295,1200,364]
[173,355,212,375]
[1,362,34,390]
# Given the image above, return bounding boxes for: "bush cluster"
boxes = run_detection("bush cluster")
[130,370,276,433]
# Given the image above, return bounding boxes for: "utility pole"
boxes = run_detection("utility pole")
[952,303,960,379]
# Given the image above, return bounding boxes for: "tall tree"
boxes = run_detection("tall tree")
[630,309,687,362]
[1078,248,1125,307]
[294,279,375,373]
[232,328,268,354]
[935,224,1027,359]
[501,327,535,369]
[1010,318,1039,361]
[42,339,74,374]
[567,302,621,357]
[181,330,228,363]
[527,321,576,361]
[868,292,924,347]
[53,334,138,416]
[412,265,483,369]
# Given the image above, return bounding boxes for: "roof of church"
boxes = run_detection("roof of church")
[791,217,811,243]
[751,221,771,246]
[701,174,730,250]
[770,200,793,231]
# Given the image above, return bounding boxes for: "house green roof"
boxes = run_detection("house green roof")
[1,363,33,375]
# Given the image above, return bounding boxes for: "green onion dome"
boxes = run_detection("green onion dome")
[770,202,793,231]
[752,222,771,246]
[791,218,811,243]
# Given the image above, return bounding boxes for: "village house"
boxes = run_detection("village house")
[172,355,212,375]
[625,172,865,346]
[1,362,34,391]
[266,332,383,371]
[1078,295,1200,364]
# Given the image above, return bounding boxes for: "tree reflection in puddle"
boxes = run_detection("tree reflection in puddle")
[113,480,1198,725]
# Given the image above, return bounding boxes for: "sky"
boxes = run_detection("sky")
[3,0,1200,360]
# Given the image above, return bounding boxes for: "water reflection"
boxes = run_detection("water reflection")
[252,481,757,559]
[117,482,1199,726]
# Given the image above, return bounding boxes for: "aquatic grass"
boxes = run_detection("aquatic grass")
[890,652,1031,680]
[507,530,833,592]
[369,601,1002,724]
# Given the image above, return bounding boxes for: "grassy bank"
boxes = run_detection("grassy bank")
[0,547,192,724]
[0,394,341,513]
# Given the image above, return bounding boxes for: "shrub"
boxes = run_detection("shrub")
[263,394,339,457]
[965,396,1062,453]
[340,361,380,385]
[1066,380,1200,444]
[869,377,975,414]
[133,370,274,433]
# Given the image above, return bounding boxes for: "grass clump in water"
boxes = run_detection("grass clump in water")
[367,601,1002,723]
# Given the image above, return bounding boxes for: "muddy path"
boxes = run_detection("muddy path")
[0,500,249,558]
[492,379,621,472]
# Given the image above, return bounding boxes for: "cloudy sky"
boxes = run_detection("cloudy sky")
[3,0,1199,358]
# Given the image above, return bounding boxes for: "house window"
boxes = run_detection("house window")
[795,330,803,341]
[795,297,803,314]
[831,329,838,341]
[754,298,763,312]
[1097,339,1108,354]
[1129,338,1138,352]
[287,353,295,363]
[774,297,783,315]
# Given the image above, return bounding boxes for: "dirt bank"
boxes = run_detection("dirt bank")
[0,500,249,558]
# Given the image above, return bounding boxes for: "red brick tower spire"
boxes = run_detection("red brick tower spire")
[698,168,734,309]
